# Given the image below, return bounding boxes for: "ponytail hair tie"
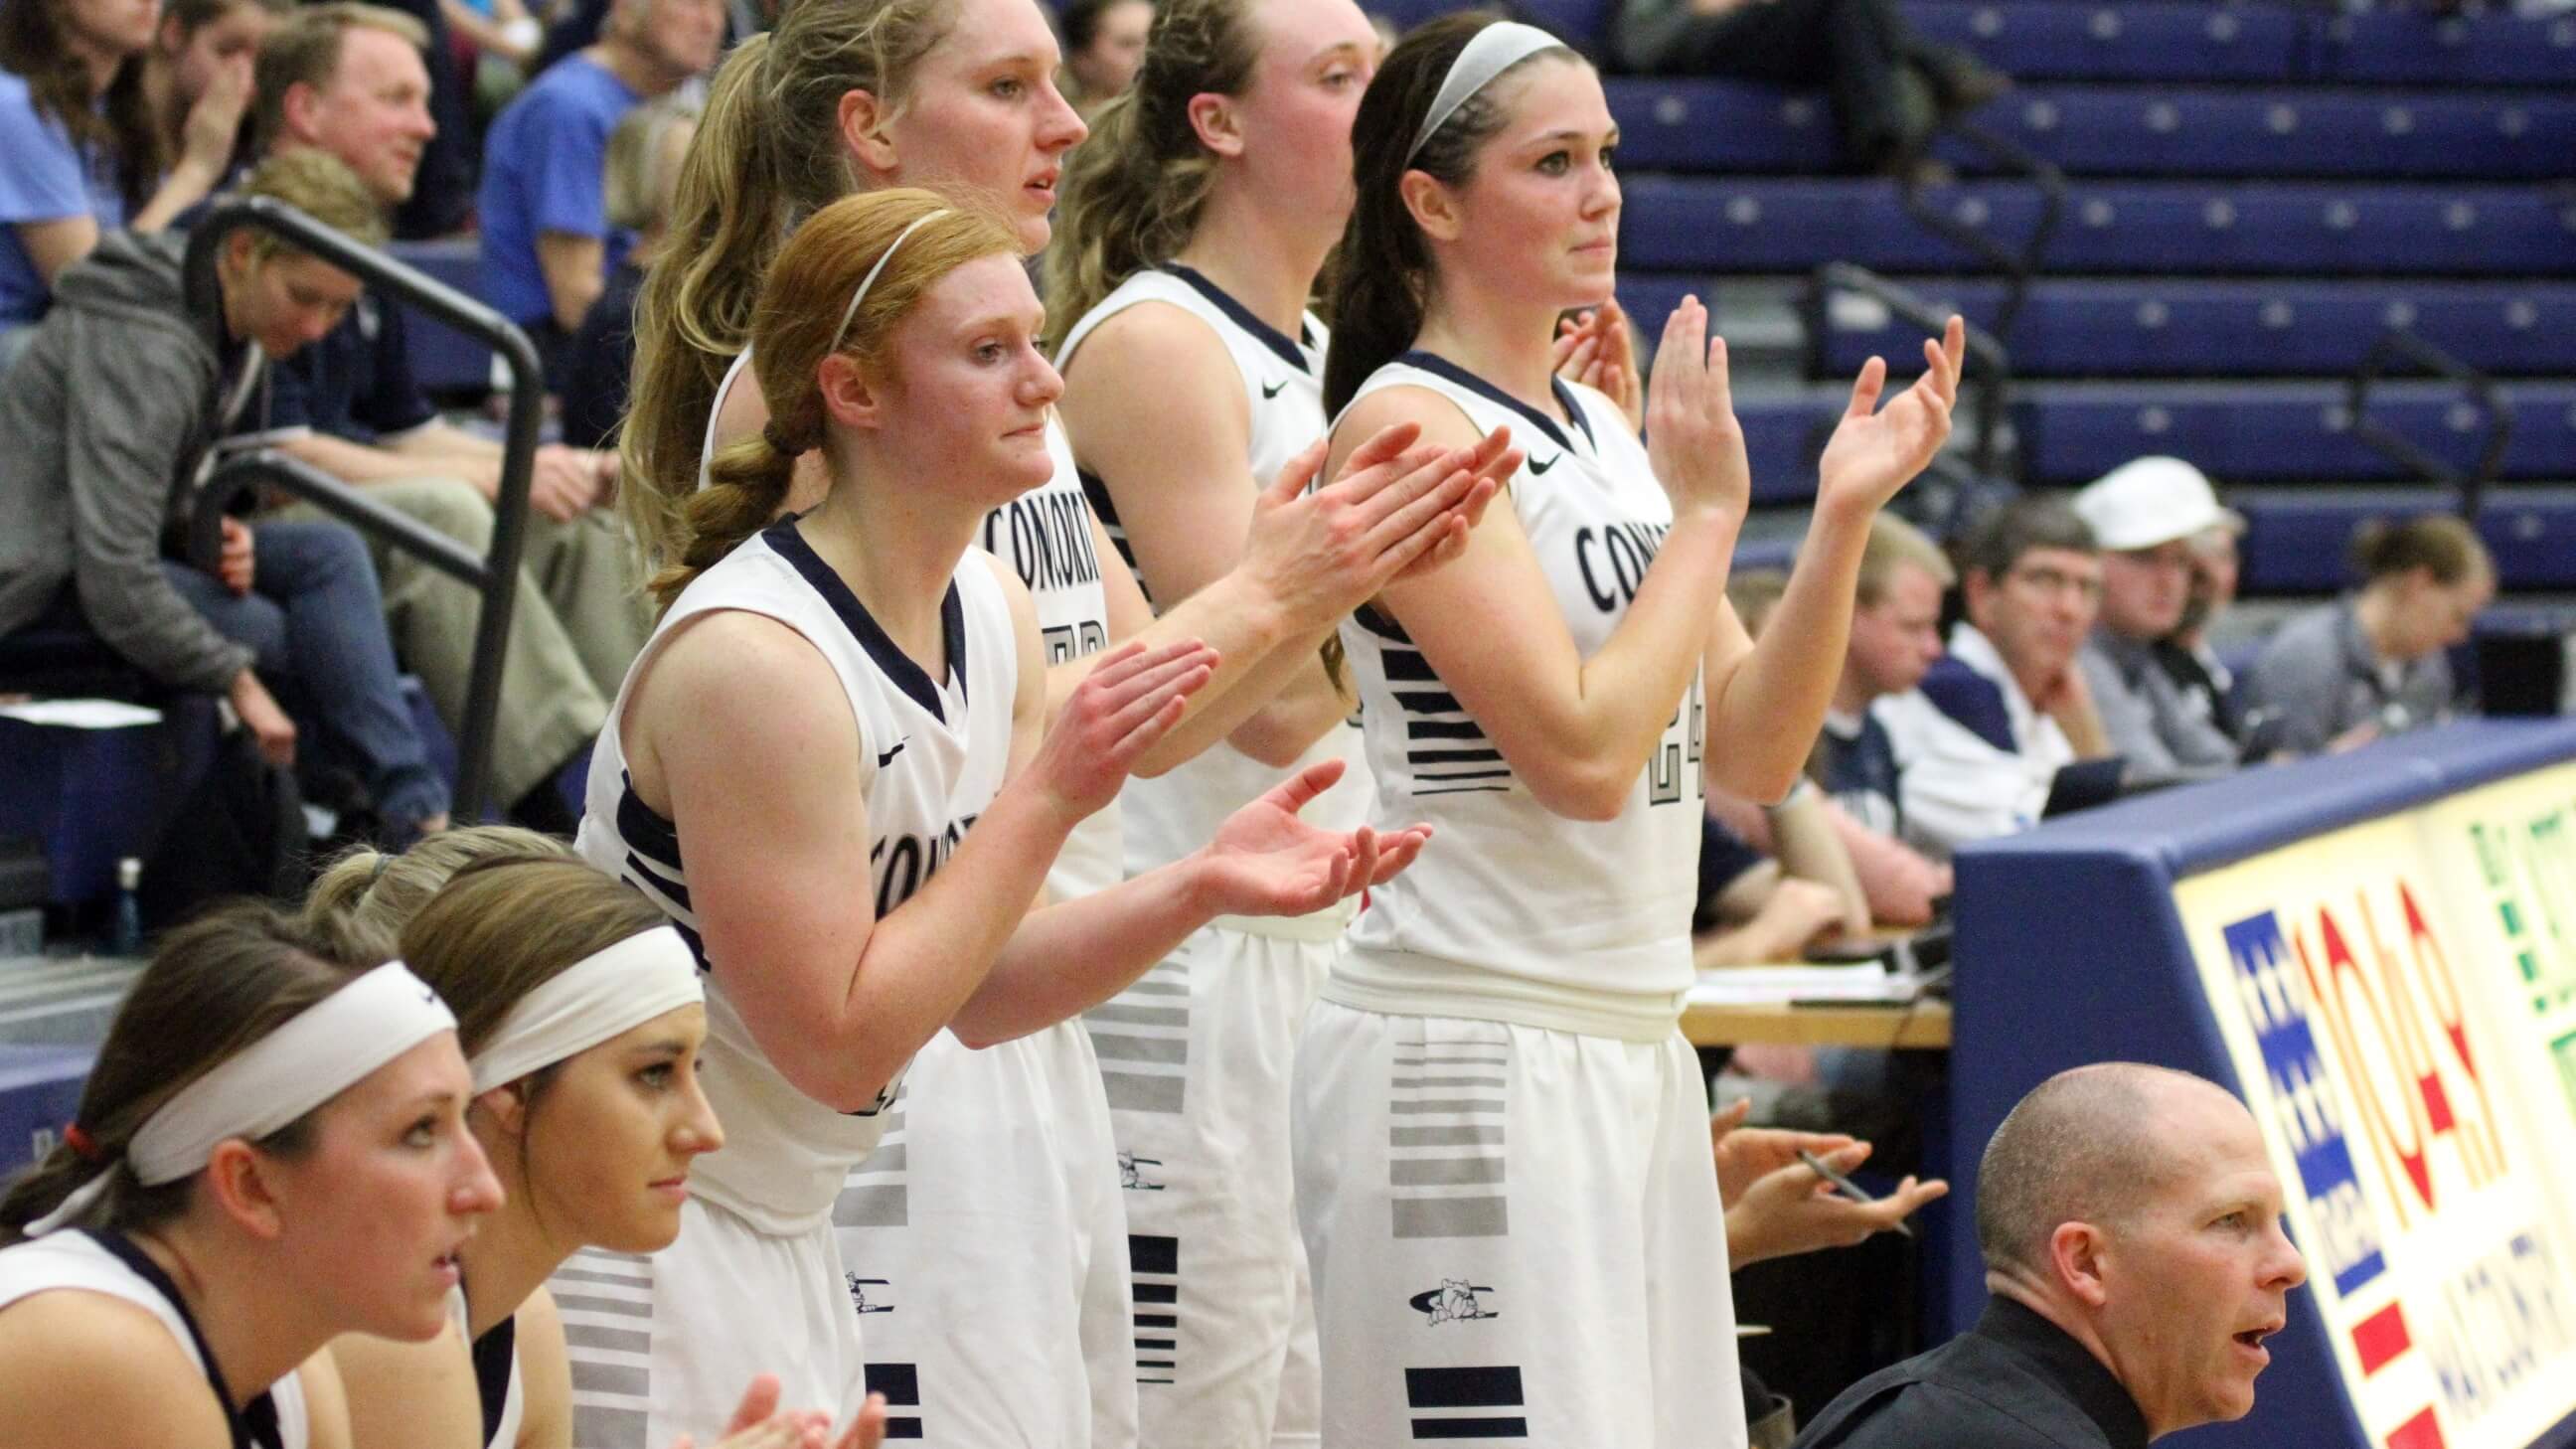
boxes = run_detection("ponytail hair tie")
[62,1123,102,1164]
[761,421,803,458]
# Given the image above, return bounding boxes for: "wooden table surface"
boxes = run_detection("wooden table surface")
[1680,997,1952,1050]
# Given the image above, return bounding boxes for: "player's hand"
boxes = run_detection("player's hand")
[1239,424,1512,622]
[1814,316,1965,525]
[1189,758,1432,917]
[830,1396,890,1449]
[1554,298,1642,432]
[666,1373,839,1449]
[1029,638,1218,824]
[1642,296,1751,524]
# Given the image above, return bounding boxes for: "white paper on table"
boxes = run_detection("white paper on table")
[1688,964,1915,1005]
[0,699,164,729]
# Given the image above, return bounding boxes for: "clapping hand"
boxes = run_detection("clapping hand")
[1191,758,1431,918]
[1553,298,1643,431]
[1030,638,1219,823]
[1642,297,1752,525]
[1814,316,1966,523]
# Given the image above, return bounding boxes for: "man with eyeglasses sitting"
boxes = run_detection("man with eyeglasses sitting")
[1875,496,2126,858]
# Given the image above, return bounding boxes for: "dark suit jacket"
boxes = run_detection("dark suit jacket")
[1794,1297,2153,1449]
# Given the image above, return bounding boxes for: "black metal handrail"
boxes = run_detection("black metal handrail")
[1899,116,2067,341]
[1809,261,2016,481]
[185,196,545,820]
[2344,325,2512,522]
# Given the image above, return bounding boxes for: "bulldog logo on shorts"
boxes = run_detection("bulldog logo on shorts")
[1118,1149,1166,1191]
[1409,1279,1499,1325]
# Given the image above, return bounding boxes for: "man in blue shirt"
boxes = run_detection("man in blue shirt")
[238,1,648,827]
[476,0,720,362]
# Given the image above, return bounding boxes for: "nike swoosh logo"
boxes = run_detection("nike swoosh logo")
[1530,455,1560,475]
[877,739,907,767]
[1261,380,1288,400]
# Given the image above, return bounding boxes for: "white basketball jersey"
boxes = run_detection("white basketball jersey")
[0,1229,311,1448]
[577,521,1020,1234]
[977,418,1123,899]
[1329,357,1704,1040]
[696,353,1116,903]
[1054,265,1368,897]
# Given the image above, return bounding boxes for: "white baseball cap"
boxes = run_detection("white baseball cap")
[2072,456,2247,553]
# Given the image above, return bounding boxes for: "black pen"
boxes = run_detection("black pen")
[1798,1147,1914,1238]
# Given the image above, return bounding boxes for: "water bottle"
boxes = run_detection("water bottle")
[111,858,143,957]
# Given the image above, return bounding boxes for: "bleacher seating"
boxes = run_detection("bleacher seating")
[1618,176,2576,276]
[1608,80,2576,180]
[1801,279,2576,378]
[1592,1,2576,604]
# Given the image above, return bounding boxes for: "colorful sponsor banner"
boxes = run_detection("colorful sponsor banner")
[2174,773,2576,1449]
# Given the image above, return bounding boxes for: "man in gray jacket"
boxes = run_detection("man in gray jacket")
[0,150,449,840]
[2070,457,2246,782]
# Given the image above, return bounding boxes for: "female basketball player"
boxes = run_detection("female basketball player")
[0,903,500,1449]
[1292,16,1964,1446]
[1043,4,1416,1442]
[616,9,1501,1444]
[314,853,886,1449]
[577,188,1429,1444]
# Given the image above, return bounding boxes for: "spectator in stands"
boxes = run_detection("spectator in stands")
[1057,0,1152,120]
[246,0,647,832]
[1609,0,2006,177]
[366,0,477,239]
[0,151,452,843]
[1795,1063,2305,1447]
[2239,514,2495,757]
[2071,457,2247,780]
[1711,520,1954,923]
[2158,523,2243,746]
[1876,497,2122,857]
[141,0,286,187]
[1817,514,1948,839]
[0,0,253,367]
[476,0,723,366]
[559,94,696,451]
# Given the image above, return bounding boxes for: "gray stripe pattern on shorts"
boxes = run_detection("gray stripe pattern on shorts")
[557,1247,654,1449]
[833,1089,909,1227]
[1087,960,1191,1115]
[1388,1026,1510,1238]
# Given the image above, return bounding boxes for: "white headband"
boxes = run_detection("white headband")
[1408,22,1563,163]
[468,926,705,1092]
[830,208,949,354]
[695,347,756,493]
[29,962,456,1235]
[693,209,951,494]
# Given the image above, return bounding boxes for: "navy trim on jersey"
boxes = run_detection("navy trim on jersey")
[1396,350,1595,456]
[616,770,684,872]
[762,518,968,722]
[84,1230,284,1449]
[471,1312,516,1449]
[1163,263,1313,374]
